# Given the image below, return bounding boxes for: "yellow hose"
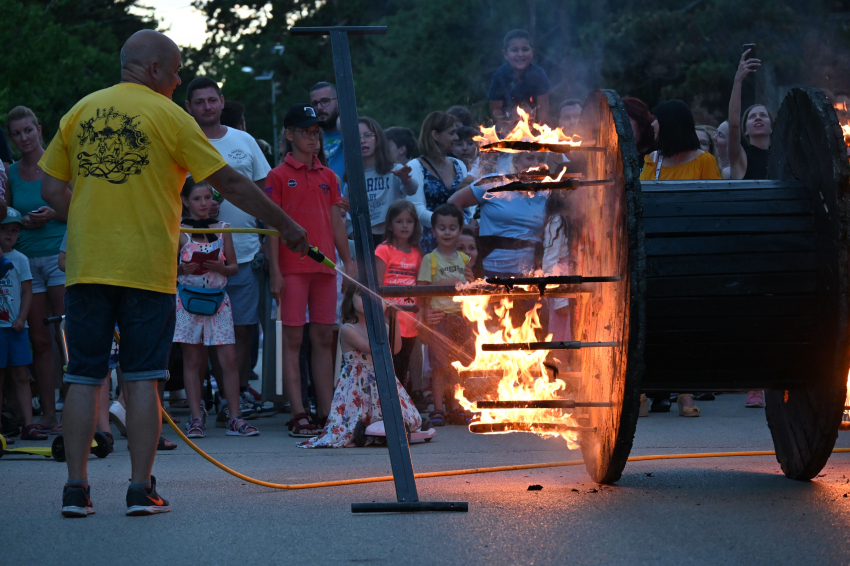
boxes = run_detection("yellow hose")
[180,227,280,237]
[161,410,850,490]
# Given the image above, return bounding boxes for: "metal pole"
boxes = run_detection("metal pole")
[289,25,466,514]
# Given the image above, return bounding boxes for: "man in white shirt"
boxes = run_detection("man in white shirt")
[185,77,271,419]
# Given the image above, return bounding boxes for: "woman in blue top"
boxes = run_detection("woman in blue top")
[408,111,469,254]
[449,151,549,337]
[6,106,67,433]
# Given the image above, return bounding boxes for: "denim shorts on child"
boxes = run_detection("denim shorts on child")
[225,260,260,326]
[427,313,476,371]
[28,253,66,293]
[0,327,33,368]
[63,284,175,385]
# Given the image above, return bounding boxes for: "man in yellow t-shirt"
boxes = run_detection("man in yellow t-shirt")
[40,30,310,519]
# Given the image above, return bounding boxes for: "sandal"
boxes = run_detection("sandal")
[286,412,320,438]
[158,436,177,450]
[185,417,205,438]
[677,395,700,417]
[227,418,259,437]
[430,411,445,427]
[21,424,48,441]
[446,408,465,425]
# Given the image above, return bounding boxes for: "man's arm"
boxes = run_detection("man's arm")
[41,174,73,218]
[205,165,308,255]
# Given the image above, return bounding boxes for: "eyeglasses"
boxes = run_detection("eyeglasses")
[294,128,322,139]
[360,131,376,140]
[311,97,337,108]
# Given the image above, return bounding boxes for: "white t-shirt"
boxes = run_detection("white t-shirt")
[0,249,33,328]
[208,126,272,264]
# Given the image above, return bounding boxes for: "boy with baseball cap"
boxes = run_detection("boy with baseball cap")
[266,104,354,437]
[0,208,39,441]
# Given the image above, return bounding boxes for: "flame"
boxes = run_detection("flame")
[843,369,850,430]
[452,294,581,448]
[842,123,850,147]
[474,107,582,152]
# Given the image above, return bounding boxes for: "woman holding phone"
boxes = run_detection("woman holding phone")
[6,106,67,434]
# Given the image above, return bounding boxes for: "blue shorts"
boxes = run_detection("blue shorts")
[0,327,33,368]
[225,261,260,326]
[63,284,175,386]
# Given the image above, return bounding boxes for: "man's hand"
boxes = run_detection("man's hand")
[275,221,310,257]
[12,317,25,332]
[390,165,413,185]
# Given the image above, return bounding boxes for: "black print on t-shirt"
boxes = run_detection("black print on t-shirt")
[228,149,248,163]
[77,107,150,184]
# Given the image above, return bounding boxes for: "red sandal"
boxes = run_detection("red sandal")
[287,412,320,438]
[21,424,48,441]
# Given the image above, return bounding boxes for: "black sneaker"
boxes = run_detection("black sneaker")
[62,484,95,517]
[126,476,170,516]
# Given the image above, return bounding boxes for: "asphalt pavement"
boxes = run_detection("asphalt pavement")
[2,393,850,565]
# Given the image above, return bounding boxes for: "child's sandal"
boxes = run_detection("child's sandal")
[430,411,445,427]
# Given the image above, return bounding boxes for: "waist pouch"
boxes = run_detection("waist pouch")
[177,284,225,316]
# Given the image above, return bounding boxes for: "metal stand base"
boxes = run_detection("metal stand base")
[351,502,469,514]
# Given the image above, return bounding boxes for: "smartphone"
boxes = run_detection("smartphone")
[31,210,41,214]
[743,43,757,59]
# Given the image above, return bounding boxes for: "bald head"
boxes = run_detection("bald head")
[120,30,183,99]
[121,30,179,69]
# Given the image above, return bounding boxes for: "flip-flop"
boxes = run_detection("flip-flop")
[158,436,177,450]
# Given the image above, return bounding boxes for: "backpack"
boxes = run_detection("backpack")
[427,250,469,279]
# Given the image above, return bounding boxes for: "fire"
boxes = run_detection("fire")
[842,369,850,431]
[474,107,582,151]
[452,294,581,449]
[842,123,850,146]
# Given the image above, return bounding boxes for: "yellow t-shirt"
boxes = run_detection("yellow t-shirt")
[639,151,722,181]
[39,83,227,294]
[417,250,469,314]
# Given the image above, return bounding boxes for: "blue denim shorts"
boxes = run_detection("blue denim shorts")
[0,327,33,368]
[63,284,176,385]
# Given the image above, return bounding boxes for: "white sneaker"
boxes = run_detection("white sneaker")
[109,401,127,437]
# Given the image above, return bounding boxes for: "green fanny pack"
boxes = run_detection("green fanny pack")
[177,284,226,316]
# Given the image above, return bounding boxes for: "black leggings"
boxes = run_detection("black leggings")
[393,336,418,391]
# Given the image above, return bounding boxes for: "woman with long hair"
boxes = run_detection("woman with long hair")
[408,111,469,253]
[727,48,773,182]
[6,106,67,433]
[623,97,656,162]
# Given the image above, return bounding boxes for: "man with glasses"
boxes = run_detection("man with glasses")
[309,82,344,180]
[265,104,354,438]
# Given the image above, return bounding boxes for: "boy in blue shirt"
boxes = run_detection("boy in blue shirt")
[0,208,38,440]
[488,29,552,131]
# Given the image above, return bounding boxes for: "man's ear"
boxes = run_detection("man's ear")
[184,99,191,112]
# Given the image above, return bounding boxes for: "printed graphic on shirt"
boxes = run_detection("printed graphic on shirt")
[366,176,391,202]
[288,179,297,188]
[319,183,331,194]
[227,148,248,163]
[0,272,16,323]
[77,108,150,184]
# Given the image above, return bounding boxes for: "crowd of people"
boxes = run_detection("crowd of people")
[0,28,786,516]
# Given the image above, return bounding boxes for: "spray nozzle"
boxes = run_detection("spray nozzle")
[306,246,336,269]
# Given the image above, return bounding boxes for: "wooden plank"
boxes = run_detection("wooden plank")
[644,342,814,369]
[646,314,816,333]
[640,180,805,192]
[643,199,813,218]
[645,232,819,256]
[642,187,807,203]
[647,295,817,317]
[642,368,804,391]
[647,251,818,277]
[643,215,815,235]
[646,271,819,298]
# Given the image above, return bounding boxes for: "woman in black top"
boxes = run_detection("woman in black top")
[728,47,773,181]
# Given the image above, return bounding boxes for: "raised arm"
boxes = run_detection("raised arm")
[406,159,433,228]
[447,185,479,209]
[728,49,760,180]
[205,165,308,255]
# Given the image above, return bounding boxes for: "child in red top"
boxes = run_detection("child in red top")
[375,200,422,392]
[267,103,354,438]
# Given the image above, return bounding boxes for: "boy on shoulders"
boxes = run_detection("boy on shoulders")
[488,29,551,130]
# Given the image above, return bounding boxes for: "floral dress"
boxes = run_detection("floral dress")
[173,230,235,346]
[299,327,423,448]
[419,158,465,253]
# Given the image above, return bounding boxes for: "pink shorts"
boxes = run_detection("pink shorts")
[281,272,338,326]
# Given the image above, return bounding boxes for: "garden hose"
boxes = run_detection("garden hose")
[160,410,850,491]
